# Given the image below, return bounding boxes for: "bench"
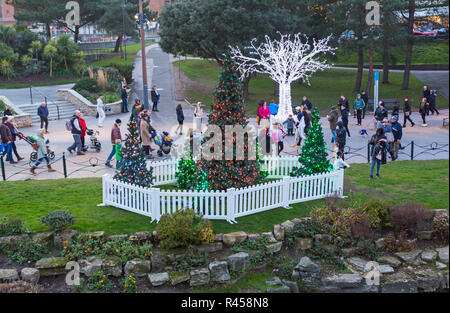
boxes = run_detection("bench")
[367,98,399,112]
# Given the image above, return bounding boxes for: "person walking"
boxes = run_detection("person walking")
[194,102,204,133]
[121,77,129,113]
[360,90,369,119]
[37,102,49,133]
[340,105,351,137]
[390,115,402,161]
[0,116,17,164]
[339,94,350,113]
[272,123,285,156]
[327,105,339,144]
[374,101,388,130]
[258,100,270,131]
[369,128,388,180]
[336,121,347,161]
[151,85,160,112]
[140,113,153,159]
[6,117,24,161]
[353,94,365,126]
[175,104,184,135]
[67,111,85,155]
[97,95,106,128]
[419,97,429,127]
[79,113,87,151]
[423,85,431,115]
[428,90,440,115]
[105,119,122,168]
[3,105,13,117]
[403,97,415,127]
[29,128,56,175]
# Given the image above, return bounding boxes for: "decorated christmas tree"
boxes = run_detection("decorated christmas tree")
[200,54,264,190]
[290,108,333,177]
[175,150,197,190]
[114,115,154,187]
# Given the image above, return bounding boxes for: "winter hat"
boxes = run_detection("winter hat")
[392,115,399,121]
[331,105,336,110]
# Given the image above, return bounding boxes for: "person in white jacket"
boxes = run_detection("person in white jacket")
[97,95,105,128]
[333,151,351,170]
[294,115,307,147]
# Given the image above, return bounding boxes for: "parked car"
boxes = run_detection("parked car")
[413,28,437,37]
[436,27,449,38]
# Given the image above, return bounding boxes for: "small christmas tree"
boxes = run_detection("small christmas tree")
[200,54,264,190]
[194,166,210,191]
[291,108,333,177]
[114,115,154,187]
[175,150,197,189]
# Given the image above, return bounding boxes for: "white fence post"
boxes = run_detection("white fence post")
[227,188,237,224]
[97,174,110,207]
[151,187,161,222]
[282,177,292,209]
[338,169,345,198]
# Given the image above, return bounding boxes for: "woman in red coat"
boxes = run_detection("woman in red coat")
[79,113,88,149]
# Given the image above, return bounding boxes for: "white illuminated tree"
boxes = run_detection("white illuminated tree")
[230,33,336,122]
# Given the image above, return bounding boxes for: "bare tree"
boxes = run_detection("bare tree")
[230,33,336,122]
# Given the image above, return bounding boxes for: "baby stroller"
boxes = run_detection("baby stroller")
[22,134,55,163]
[82,129,102,153]
[152,131,173,157]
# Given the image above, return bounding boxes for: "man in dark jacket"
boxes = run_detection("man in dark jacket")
[301,96,312,111]
[327,105,339,143]
[336,121,347,161]
[37,102,49,133]
[403,97,415,127]
[339,94,349,112]
[121,88,129,113]
[6,117,23,161]
[67,111,84,155]
[0,116,17,164]
[390,115,402,160]
[374,101,388,129]
[428,90,440,115]
[340,105,351,137]
[360,90,369,119]
[151,85,160,112]
[3,106,13,117]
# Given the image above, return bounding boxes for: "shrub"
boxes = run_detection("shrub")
[73,78,101,94]
[349,214,375,240]
[10,238,48,264]
[432,212,449,243]
[390,201,431,237]
[87,270,112,291]
[356,240,382,260]
[122,274,138,293]
[170,251,209,273]
[361,199,391,228]
[383,231,416,253]
[40,210,76,232]
[0,281,38,293]
[156,209,214,249]
[103,237,153,263]
[76,89,91,99]
[102,63,134,84]
[0,59,15,80]
[103,92,121,104]
[0,216,29,237]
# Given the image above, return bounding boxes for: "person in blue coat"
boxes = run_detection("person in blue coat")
[37,102,49,133]
[269,100,279,116]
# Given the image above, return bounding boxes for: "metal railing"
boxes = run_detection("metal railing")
[29,86,61,120]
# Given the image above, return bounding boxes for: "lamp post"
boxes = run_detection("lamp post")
[139,0,149,110]
[121,0,128,61]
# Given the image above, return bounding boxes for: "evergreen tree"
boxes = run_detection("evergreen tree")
[200,54,264,190]
[175,150,197,189]
[291,108,333,177]
[114,115,154,187]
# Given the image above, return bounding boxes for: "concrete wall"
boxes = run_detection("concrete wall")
[0,96,32,128]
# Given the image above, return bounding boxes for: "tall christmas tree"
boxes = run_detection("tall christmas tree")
[114,115,154,187]
[200,54,264,190]
[290,108,333,177]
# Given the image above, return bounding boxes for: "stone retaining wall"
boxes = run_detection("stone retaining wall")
[0,96,32,128]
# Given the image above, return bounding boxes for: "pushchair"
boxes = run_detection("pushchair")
[21,133,55,163]
[152,131,173,157]
[82,129,102,153]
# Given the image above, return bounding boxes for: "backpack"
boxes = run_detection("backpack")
[65,119,73,132]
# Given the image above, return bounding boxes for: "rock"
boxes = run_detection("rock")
[79,255,103,276]
[124,259,151,277]
[435,261,447,269]
[381,273,418,293]
[266,242,283,254]
[438,272,449,289]
[152,231,158,241]
[247,234,260,242]
[0,269,19,282]
[222,231,247,247]
[31,232,54,248]
[421,250,437,263]
[342,247,357,257]
[379,265,395,274]
[433,209,448,217]
[20,268,40,284]
[170,272,190,286]
[293,257,321,286]
[195,242,223,253]
[273,224,285,241]
[214,233,223,242]
[282,279,299,293]
[378,255,402,268]
[416,269,442,292]
[83,231,105,240]
[314,234,332,246]
[320,285,379,293]
[395,250,422,265]
[267,286,291,293]
[375,238,385,249]
[149,272,169,287]
[0,234,29,250]
[106,234,129,241]
[129,231,152,244]
[266,276,282,286]
[190,268,210,287]
[53,229,79,248]
[346,257,368,272]
[323,244,338,254]
[102,256,122,277]
[418,231,433,240]
[228,252,250,271]
[297,238,313,250]
[321,274,363,289]
[290,218,302,226]
[209,261,230,282]
[261,232,277,243]
[35,257,69,277]
[281,220,295,235]
[151,254,168,273]
[436,246,449,263]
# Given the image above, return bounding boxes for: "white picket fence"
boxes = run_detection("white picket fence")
[99,167,344,224]
[147,156,300,186]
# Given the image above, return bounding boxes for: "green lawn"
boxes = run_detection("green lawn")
[0,160,447,236]
[87,42,153,68]
[174,59,449,116]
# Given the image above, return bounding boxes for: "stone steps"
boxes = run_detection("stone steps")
[17,101,77,123]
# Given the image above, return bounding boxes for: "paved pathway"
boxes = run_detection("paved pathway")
[0,84,75,105]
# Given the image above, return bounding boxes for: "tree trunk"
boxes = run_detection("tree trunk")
[402,0,415,90]
[365,44,374,96]
[46,23,51,41]
[382,38,390,84]
[114,35,122,53]
[353,44,364,92]
[277,82,292,122]
[297,77,303,87]
[50,59,53,78]
[74,26,80,43]
[242,76,250,101]
[64,57,68,70]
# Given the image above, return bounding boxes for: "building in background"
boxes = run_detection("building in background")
[0,0,15,25]
[149,0,176,14]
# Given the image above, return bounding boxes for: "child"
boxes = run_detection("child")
[333,151,350,171]
[283,114,296,136]
[115,139,122,168]
[30,128,56,175]
[272,123,286,157]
